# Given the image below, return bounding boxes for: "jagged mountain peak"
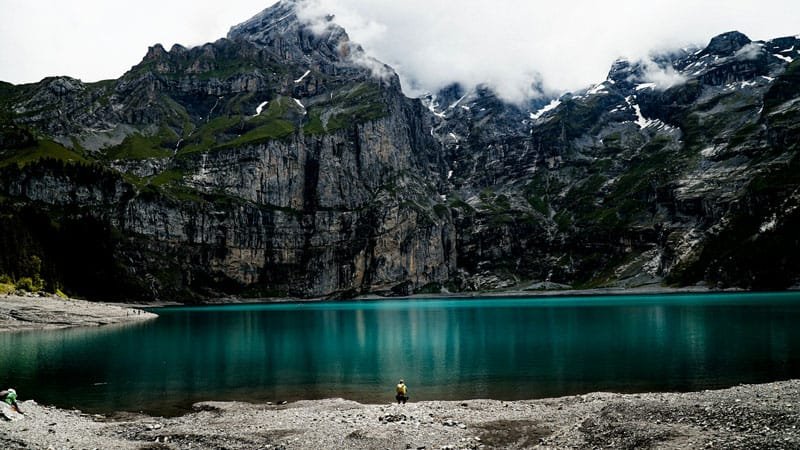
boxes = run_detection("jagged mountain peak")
[227,0,302,40]
[704,31,752,57]
[227,0,350,67]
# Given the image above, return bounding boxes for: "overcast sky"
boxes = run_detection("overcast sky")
[2,0,799,101]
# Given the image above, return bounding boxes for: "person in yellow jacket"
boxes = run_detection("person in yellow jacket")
[395,379,408,404]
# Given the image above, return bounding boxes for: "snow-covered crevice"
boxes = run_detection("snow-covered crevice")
[625,96,652,129]
[254,101,269,116]
[293,98,307,115]
[774,54,795,63]
[448,93,469,110]
[421,95,447,118]
[587,83,609,95]
[649,120,679,133]
[294,70,311,83]
[635,83,657,91]
[530,99,561,120]
[723,80,758,91]
[609,104,627,113]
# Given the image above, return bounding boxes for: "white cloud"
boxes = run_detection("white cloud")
[1,0,799,103]
[293,0,800,101]
[735,42,765,60]
[640,60,688,90]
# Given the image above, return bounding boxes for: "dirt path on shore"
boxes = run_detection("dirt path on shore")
[1,380,798,449]
[0,294,156,332]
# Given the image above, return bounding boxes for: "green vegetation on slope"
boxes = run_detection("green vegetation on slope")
[105,127,178,160]
[0,139,87,168]
[304,82,388,135]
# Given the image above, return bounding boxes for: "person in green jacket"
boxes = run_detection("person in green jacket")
[0,388,23,415]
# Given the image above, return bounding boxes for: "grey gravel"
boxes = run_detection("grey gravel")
[2,380,798,449]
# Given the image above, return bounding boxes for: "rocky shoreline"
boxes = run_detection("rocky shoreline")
[0,294,157,332]
[2,380,798,449]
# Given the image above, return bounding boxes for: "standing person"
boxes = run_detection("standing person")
[395,379,408,404]
[0,388,23,415]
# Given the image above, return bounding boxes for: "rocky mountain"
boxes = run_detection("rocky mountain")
[430,31,800,291]
[0,1,798,301]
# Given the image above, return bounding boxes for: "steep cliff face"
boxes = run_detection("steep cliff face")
[0,1,799,301]
[0,1,454,301]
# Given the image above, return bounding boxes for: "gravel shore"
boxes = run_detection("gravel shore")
[0,294,156,332]
[2,380,798,449]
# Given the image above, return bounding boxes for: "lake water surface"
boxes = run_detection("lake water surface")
[1,292,800,416]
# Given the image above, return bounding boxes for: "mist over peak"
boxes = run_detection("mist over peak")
[285,0,800,102]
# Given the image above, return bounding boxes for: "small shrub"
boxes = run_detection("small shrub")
[16,277,42,292]
[0,282,14,295]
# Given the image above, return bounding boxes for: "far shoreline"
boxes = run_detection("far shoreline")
[128,284,800,309]
[0,294,157,333]
[5,286,796,331]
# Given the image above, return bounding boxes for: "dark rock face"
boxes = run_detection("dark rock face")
[705,31,752,56]
[0,1,799,301]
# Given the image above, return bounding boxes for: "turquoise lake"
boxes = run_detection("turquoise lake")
[1,292,800,416]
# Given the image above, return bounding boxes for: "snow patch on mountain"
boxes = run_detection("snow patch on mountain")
[587,83,609,95]
[625,96,652,129]
[255,101,269,116]
[294,70,311,83]
[293,98,307,114]
[530,99,561,120]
